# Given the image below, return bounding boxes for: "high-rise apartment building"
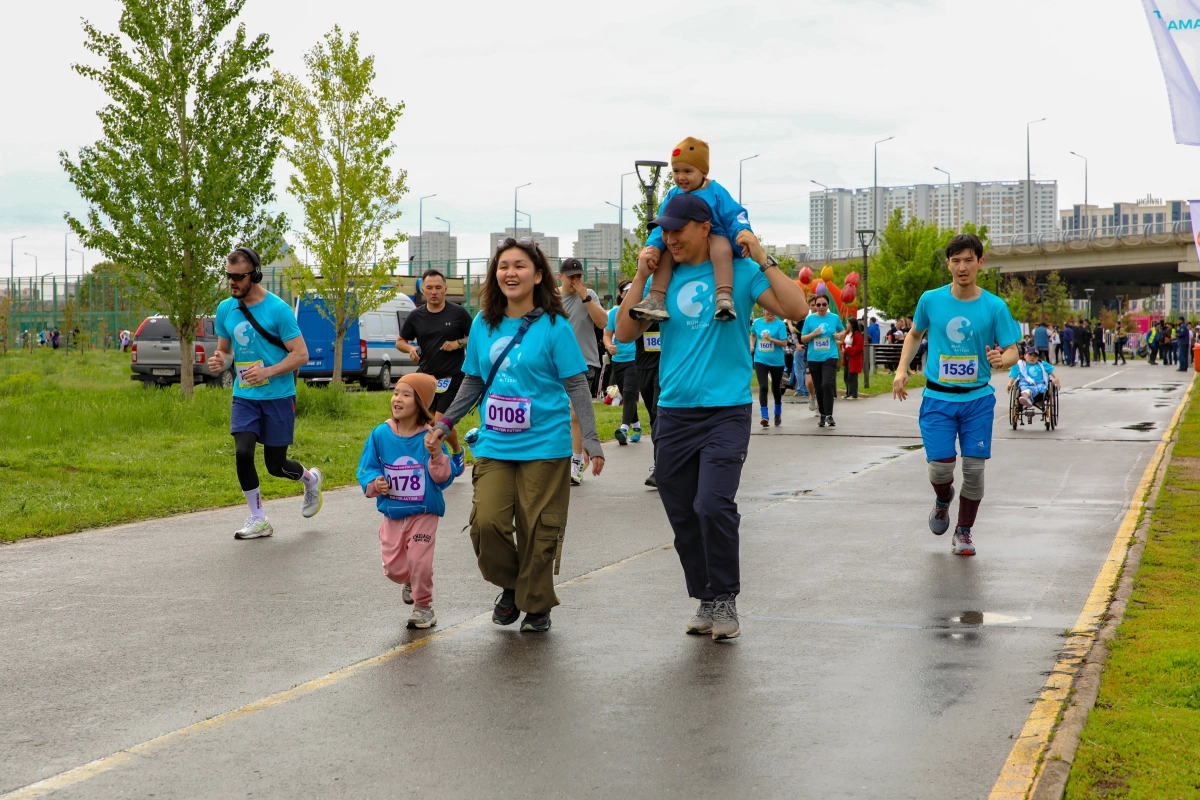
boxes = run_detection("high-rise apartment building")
[809,180,1059,257]
[488,228,559,258]
[571,223,637,261]
[408,231,458,267]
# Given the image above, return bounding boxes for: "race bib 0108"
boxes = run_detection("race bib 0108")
[383,462,425,502]
[435,377,452,394]
[642,332,661,352]
[938,355,979,384]
[235,360,269,388]
[484,394,532,433]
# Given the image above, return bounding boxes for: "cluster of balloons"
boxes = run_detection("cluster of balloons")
[796,266,860,320]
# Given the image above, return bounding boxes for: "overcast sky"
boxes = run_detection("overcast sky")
[2,0,1197,277]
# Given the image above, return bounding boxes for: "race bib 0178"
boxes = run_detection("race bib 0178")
[383,462,425,502]
[642,332,661,352]
[484,394,532,433]
[938,355,979,384]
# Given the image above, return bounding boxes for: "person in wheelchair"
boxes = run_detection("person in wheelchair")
[1007,347,1060,423]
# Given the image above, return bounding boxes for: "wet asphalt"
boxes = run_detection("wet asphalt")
[0,362,1191,799]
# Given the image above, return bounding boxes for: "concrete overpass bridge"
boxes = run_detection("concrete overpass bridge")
[802,222,1197,306]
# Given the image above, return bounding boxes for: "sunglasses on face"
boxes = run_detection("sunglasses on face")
[225,271,252,282]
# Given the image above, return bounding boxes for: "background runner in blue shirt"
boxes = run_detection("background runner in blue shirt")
[751,311,789,427]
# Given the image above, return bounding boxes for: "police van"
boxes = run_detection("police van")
[295,295,419,389]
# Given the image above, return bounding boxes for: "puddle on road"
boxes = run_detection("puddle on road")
[952,612,1032,626]
[1122,422,1157,432]
[899,444,924,451]
[1086,385,1181,393]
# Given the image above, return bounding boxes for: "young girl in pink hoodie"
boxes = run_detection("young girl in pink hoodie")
[357,373,464,629]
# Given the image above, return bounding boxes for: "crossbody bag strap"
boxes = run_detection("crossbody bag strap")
[237,299,287,350]
[476,309,544,410]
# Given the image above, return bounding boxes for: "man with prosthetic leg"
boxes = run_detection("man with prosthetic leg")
[892,234,1020,556]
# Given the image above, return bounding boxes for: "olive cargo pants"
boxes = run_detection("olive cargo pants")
[470,457,572,615]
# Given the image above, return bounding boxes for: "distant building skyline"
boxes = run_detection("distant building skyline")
[488,227,559,258]
[571,223,637,261]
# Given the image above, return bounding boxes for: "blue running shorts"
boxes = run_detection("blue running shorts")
[918,393,996,461]
[230,396,297,447]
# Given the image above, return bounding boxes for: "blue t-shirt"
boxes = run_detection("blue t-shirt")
[867,322,880,344]
[214,292,303,400]
[605,307,635,363]
[913,285,1022,403]
[356,423,460,520]
[657,257,771,408]
[801,312,844,362]
[462,312,588,461]
[645,180,752,251]
[1009,360,1055,392]
[751,317,787,367]
[1033,325,1049,349]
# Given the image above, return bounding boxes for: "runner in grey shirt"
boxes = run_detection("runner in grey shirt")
[558,257,608,484]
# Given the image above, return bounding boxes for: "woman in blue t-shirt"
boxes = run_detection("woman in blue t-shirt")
[428,238,604,634]
[751,310,789,427]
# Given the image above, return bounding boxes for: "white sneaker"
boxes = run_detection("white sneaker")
[301,468,324,518]
[234,516,274,540]
[952,527,976,556]
[570,457,584,486]
[402,583,413,605]
[407,605,436,629]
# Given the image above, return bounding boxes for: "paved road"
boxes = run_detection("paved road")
[1,362,1190,799]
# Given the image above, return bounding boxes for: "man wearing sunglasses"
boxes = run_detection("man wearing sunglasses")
[208,247,324,539]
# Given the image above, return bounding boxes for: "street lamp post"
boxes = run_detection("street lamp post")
[1036,280,1047,324]
[71,248,85,277]
[634,160,669,231]
[604,201,624,258]
[1085,288,1095,323]
[738,154,759,205]
[855,228,876,388]
[514,183,531,239]
[1026,118,1047,240]
[10,235,26,283]
[933,167,951,229]
[620,171,636,247]
[417,194,436,265]
[874,137,894,234]
[1069,151,1088,231]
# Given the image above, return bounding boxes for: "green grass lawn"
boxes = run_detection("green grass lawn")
[0,349,628,541]
[1065,396,1200,798]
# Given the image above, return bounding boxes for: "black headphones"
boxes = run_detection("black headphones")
[233,247,263,283]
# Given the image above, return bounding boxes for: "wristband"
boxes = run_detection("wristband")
[438,416,453,431]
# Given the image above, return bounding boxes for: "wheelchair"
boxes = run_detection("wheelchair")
[1009,381,1058,431]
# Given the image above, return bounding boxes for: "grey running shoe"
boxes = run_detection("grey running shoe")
[407,605,436,629]
[686,600,715,635]
[952,527,976,556]
[570,458,584,487]
[929,488,954,536]
[818,415,826,428]
[301,468,324,518]
[714,292,737,321]
[234,516,273,540]
[826,416,836,428]
[630,294,670,322]
[402,582,413,605]
[520,611,551,632]
[711,597,740,641]
[808,396,817,412]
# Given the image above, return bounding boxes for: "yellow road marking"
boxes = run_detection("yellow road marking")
[987,375,1195,800]
[2,544,672,799]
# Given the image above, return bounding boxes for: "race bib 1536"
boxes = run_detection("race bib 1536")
[938,355,979,384]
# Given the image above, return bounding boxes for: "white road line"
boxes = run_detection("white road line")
[1077,369,1124,390]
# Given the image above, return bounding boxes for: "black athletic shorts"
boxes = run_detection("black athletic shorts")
[430,374,464,414]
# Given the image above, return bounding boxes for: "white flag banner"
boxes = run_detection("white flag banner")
[1191,200,1200,250]
[1143,0,1200,145]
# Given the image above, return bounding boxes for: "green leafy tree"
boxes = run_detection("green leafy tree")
[1041,271,1071,327]
[620,170,673,279]
[60,0,285,397]
[869,210,948,318]
[278,27,408,386]
[1001,276,1035,324]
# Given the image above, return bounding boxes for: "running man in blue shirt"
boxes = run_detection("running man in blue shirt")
[892,234,1021,556]
[207,247,325,540]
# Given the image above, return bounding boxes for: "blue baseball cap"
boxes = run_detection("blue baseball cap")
[648,193,713,231]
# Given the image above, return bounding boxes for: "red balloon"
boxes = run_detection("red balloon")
[798,266,813,284]
[844,272,860,286]
[841,284,856,303]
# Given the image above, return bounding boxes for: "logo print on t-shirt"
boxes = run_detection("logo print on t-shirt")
[488,336,518,371]
[946,316,971,344]
[233,321,254,347]
[676,280,711,318]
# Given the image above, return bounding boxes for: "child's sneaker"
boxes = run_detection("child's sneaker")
[630,295,670,322]
[714,292,737,321]
[407,605,436,629]
[570,456,584,486]
[402,582,413,604]
[449,449,466,476]
[629,427,642,443]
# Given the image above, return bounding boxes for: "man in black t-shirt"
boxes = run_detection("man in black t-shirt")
[396,269,474,413]
[635,321,661,487]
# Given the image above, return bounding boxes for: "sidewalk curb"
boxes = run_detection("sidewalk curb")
[1029,375,1194,800]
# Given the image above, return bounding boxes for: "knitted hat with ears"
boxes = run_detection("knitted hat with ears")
[671,136,709,175]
